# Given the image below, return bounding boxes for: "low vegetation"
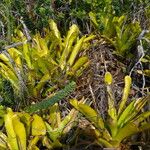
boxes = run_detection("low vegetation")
[0,0,150,149]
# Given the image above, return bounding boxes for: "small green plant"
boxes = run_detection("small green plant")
[47,19,95,75]
[112,17,141,57]
[70,72,150,148]
[89,12,141,57]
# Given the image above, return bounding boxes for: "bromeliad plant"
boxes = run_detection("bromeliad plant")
[0,19,94,106]
[0,72,76,149]
[0,102,78,149]
[112,17,141,57]
[70,72,150,148]
[0,106,46,150]
[89,12,141,57]
[0,81,76,149]
[45,19,95,77]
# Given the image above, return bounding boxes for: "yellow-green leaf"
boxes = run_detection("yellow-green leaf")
[0,131,7,149]
[117,100,135,128]
[18,113,31,137]
[4,108,19,150]
[32,114,46,136]
[49,103,61,128]
[70,99,104,129]
[89,12,99,27]
[60,24,79,69]
[12,115,26,150]
[68,36,86,66]
[0,53,12,68]
[49,19,62,41]
[28,136,40,150]
[71,56,88,72]
[118,76,132,115]
[33,73,50,97]
[0,63,19,90]
[114,122,139,143]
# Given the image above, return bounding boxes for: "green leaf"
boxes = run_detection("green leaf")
[60,24,79,69]
[33,74,50,97]
[97,138,113,148]
[4,108,19,150]
[139,123,150,131]
[48,103,61,129]
[49,19,62,51]
[75,61,90,77]
[134,111,150,124]
[12,115,27,150]
[118,76,132,115]
[70,99,104,129]
[0,63,19,91]
[89,12,99,27]
[22,41,32,69]
[27,136,40,150]
[117,100,136,128]
[107,121,118,138]
[0,132,7,149]
[125,96,149,124]
[69,56,89,75]
[31,114,46,136]
[18,113,31,137]
[68,36,86,66]
[45,122,56,141]
[46,110,74,141]
[70,99,112,140]
[0,53,12,69]
[114,122,139,143]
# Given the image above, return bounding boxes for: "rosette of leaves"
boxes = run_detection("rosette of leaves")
[70,72,150,148]
[0,19,94,106]
[0,101,78,149]
[45,19,95,77]
[0,107,47,150]
[89,12,141,57]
